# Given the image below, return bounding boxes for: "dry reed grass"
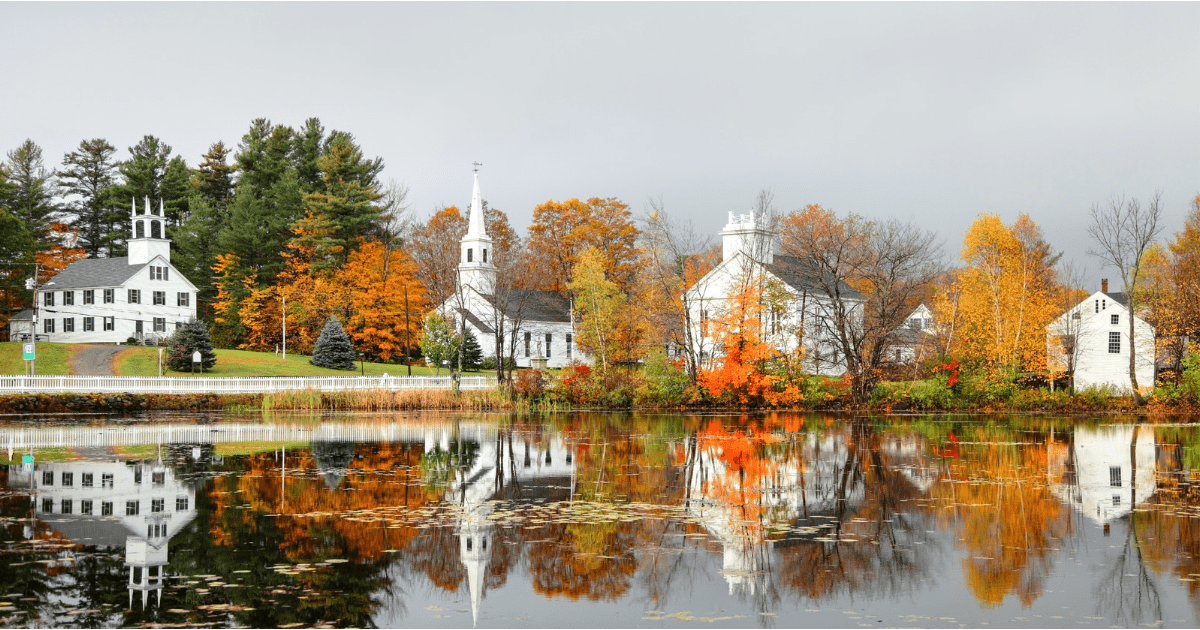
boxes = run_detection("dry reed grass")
[261,387,516,411]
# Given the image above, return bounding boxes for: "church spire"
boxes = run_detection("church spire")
[457,165,496,295]
[466,166,485,238]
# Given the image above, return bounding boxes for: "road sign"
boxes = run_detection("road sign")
[192,351,202,363]
[22,343,35,360]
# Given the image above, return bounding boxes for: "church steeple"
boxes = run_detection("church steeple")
[128,196,171,265]
[458,167,496,295]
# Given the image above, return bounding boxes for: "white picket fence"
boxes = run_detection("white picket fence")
[0,374,497,394]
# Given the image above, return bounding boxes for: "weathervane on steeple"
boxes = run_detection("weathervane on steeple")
[472,161,482,173]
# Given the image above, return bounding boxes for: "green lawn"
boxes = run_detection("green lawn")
[113,347,452,377]
[0,341,79,376]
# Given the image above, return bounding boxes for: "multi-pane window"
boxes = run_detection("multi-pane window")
[153,290,165,305]
[545,333,552,358]
[566,333,573,359]
[126,501,139,516]
[84,317,94,332]
[101,502,113,516]
[44,318,54,334]
[467,248,473,262]
[82,473,93,487]
[84,289,94,304]
[63,317,74,333]
[1111,314,1119,325]
[81,500,93,515]
[153,317,166,332]
[1108,332,1121,354]
[43,471,53,485]
[42,498,53,513]
[102,473,113,488]
[62,472,73,487]
[103,289,114,303]
[148,265,168,281]
[128,289,140,304]
[63,291,74,305]
[177,292,190,307]
[1113,494,1121,506]
[177,496,189,511]
[1110,466,1122,487]
[135,320,143,335]
[44,292,54,306]
[61,499,72,514]
[151,498,164,513]
[103,317,114,331]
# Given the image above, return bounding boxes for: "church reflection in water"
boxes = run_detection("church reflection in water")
[7,449,198,610]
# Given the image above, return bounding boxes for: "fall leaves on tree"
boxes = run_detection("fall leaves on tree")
[527,197,643,295]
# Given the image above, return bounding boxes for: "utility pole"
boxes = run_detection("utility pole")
[281,294,287,360]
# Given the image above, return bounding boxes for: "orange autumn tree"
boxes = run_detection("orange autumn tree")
[698,272,803,406]
[527,197,643,295]
[946,214,1059,376]
[340,240,427,362]
[34,223,87,281]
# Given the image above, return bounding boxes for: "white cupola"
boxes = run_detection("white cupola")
[720,211,777,264]
[457,168,497,295]
[128,196,171,265]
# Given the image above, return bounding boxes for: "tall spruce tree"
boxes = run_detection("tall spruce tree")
[294,135,382,268]
[310,315,357,370]
[171,195,224,320]
[190,142,236,210]
[161,156,191,224]
[294,117,326,195]
[59,139,119,257]
[3,139,59,239]
[166,318,218,372]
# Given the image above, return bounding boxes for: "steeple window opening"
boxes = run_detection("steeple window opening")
[135,221,144,238]
[483,248,488,263]
[151,220,161,238]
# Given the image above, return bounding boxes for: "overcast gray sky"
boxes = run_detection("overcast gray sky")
[3,2,1197,284]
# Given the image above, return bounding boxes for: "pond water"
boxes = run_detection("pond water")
[2,411,1200,628]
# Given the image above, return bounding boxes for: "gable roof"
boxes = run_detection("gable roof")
[1104,292,1129,307]
[764,254,866,301]
[9,308,35,322]
[46,257,141,289]
[483,289,572,323]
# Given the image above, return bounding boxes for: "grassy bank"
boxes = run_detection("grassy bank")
[114,347,450,377]
[0,341,79,376]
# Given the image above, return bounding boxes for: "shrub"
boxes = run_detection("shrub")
[480,356,516,371]
[634,350,690,406]
[166,319,217,372]
[511,368,547,400]
[310,316,356,370]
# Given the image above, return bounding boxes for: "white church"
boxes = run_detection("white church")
[9,198,199,345]
[437,171,589,369]
[685,212,864,375]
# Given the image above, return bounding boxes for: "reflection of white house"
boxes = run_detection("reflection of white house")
[1049,425,1156,525]
[437,171,590,369]
[1047,280,1155,393]
[12,198,199,344]
[426,429,575,626]
[8,456,197,609]
[685,212,864,376]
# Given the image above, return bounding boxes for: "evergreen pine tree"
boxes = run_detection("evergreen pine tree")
[166,318,218,372]
[3,139,60,239]
[311,315,357,370]
[59,138,118,257]
[459,328,483,372]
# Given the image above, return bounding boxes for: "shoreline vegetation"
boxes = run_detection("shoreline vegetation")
[1,342,1197,416]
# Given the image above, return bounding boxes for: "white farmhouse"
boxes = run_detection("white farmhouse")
[21,198,198,344]
[1047,279,1155,393]
[884,303,936,366]
[684,212,864,375]
[437,171,589,369]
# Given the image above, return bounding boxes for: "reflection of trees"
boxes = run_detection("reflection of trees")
[777,419,938,604]
[932,426,1072,608]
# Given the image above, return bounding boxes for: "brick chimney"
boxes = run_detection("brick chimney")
[1101,278,1108,293]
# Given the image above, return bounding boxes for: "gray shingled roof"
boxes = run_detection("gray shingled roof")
[47,257,141,289]
[483,289,572,323]
[765,255,866,301]
[9,308,34,321]
[1105,291,1129,307]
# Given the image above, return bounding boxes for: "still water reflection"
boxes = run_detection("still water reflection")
[2,412,1200,628]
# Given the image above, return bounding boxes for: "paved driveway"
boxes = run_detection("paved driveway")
[69,345,125,376]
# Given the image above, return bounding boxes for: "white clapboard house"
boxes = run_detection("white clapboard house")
[12,198,199,344]
[437,171,589,369]
[685,211,865,375]
[1047,279,1156,393]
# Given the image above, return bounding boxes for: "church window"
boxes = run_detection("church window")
[1108,332,1121,354]
[483,248,488,263]
[524,332,531,358]
[63,291,74,305]
[467,248,473,263]
[177,496,188,511]
[153,290,165,305]
[1110,466,1122,487]
[103,289,113,303]
[84,290,94,304]
[128,289,140,304]
[546,333,552,357]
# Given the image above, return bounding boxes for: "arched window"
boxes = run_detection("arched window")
[151,220,161,239]
[466,538,473,551]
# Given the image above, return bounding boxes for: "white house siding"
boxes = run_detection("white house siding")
[1048,425,1156,525]
[439,287,585,369]
[36,255,198,345]
[685,251,860,376]
[1047,291,1155,393]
